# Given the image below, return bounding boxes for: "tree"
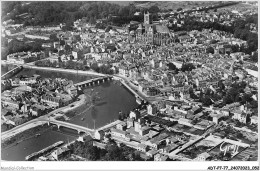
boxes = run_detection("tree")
[86,145,100,160]
[223,152,232,161]
[31,42,43,52]
[249,100,258,108]
[118,7,129,16]
[83,59,87,65]
[168,63,177,70]
[177,8,182,12]
[90,62,99,72]
[205,88,212,96]
[206,46,214,54]
[105,26,112,32]
[128,4,136,17]
[62,20,74,31]
[77,50,84,60]
[50,33,59,42]
[65,44,71,52]
[133,152,143,161]
[241,93,252,104]
[191,117,199,125]
[190,92,198,99]
[210,39,218,44]
[224,87,242,104]
[251,52,258,62]
[118,111,124,121]
[52,48,58,53]
[149,5,160,13]
[52,60,58,67]
[201,95,213,106]
[58,56,62,63]
[234,94,241,102]
[123,112,128,119]
[218,81,225,90]
[231,44,239,53]
[104,143,126,161]
[118,114,123,121]
[89,17,96,25]
[72,35,81,43]
[58,50,65,57]
[181,63,195,72]
[99,65,112,74]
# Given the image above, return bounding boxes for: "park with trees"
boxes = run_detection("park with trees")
[67,139,142,161]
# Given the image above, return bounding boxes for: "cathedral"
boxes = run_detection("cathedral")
[129,12,174,46]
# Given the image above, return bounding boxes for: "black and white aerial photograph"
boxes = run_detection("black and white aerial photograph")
[1,1,259,171]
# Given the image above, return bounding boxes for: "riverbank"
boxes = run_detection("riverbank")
[113,75,149,101]
[62,95,87,114]
[55,94,89,121]
[1,124,51,150]
[113,74,167,103]
[57,104,93,122]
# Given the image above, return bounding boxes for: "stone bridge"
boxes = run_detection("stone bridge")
[74,76,113,88]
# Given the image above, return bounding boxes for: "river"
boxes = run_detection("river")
[1,65,138,161]
[1,127,77,161]
[68,81,138,129]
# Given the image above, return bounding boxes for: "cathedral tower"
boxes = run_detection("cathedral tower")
[144,11,151,25]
